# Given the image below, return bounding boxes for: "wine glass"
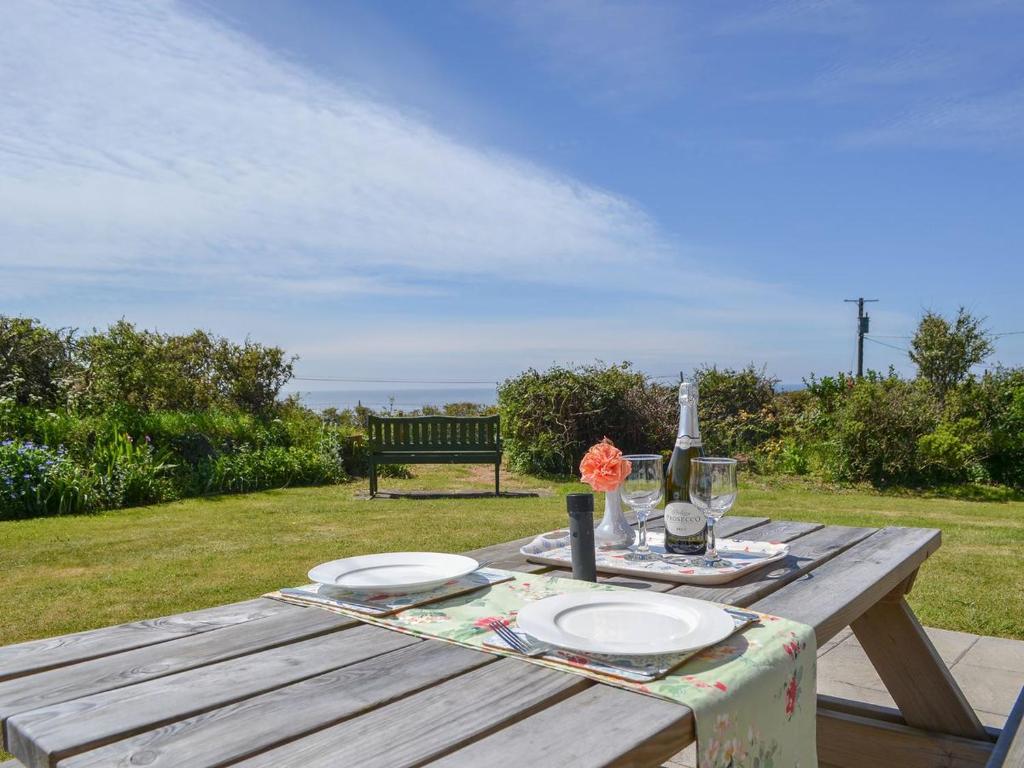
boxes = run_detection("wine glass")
[688,458,738,567]
[620,454,664,562]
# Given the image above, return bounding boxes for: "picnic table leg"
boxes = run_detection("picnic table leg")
[494,460,500,496]
[369,459,377,497]
[851,580,989,741]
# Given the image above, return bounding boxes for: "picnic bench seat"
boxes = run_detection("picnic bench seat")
[367,415,502,497]
[987,686,1024,767]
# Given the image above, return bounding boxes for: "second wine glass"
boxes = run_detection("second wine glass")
[620,454,664,562]
[688,457,738,567]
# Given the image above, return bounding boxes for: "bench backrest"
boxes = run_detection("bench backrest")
[368,415,501,452]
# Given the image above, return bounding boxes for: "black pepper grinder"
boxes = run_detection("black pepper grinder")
[566,492,597,582]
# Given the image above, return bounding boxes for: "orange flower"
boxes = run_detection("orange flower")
[579,438,631,492]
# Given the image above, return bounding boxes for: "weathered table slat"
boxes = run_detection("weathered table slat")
[666,525,879,606]
[0,604,349,747]
[7,625,419,768]
[0,599,292,682]
[58,642,496,768]
[751,526,941,644]
[233,659,591,768]
[730,519,823,542]
[425,684,694,768]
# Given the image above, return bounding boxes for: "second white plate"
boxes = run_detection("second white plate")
[308,552,479,593]
[515,591,734,656]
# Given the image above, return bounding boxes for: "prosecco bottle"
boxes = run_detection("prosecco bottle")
[663,377,707,555]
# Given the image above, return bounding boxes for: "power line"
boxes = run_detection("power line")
[292,376,498,385]
[864,336,910,353]
[870,331,1022,339]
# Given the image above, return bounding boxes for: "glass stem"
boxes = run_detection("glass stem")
[707,518,717,563]
[635,509,649,554]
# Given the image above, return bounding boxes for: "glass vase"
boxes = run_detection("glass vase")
[593,487,634,549]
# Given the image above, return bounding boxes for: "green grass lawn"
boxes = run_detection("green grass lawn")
[3,466,1023,648]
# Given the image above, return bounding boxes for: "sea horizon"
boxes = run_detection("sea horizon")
[287,383,807,412]
[288,387,499,412]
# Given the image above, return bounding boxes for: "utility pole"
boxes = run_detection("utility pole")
[844,297,878,377]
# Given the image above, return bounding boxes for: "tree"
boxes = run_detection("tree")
[211,338,295,414]
[75,321,295,414]
[909,307,993,399]
[0,316,77,407]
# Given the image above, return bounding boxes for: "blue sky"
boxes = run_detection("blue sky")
[2,0,1023,390]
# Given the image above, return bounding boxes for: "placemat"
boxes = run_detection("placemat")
[266,567,513,616]
[277,569,817,768]
[522,530,790,585]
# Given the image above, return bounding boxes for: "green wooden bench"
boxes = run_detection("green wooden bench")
[367,415,502,497]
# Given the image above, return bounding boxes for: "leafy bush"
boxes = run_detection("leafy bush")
[498,362,670,475]
[0,316,295,416]
[208,445,347,494]
[917,419,988,484]
[90,430,176,508]
[951,367,1024,488]
[694,365,780,458]
[823,374,940,485]
[0,439,95,519]
[754,437,811,475]
[0,318,77,408]
[74,321,295,414]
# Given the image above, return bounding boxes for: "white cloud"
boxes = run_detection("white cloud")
[0,0,696,299]
[473,0,690,107]
[717,0,869,37]
[845,90,1024,149]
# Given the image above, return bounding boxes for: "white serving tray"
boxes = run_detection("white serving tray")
[521,530,789,585]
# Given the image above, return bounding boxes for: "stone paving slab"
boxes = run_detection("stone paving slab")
[968,635,1024,673]
[663,625,1024,768]
[840,624,979,666]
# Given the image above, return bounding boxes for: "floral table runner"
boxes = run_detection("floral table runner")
[270,570,816,767]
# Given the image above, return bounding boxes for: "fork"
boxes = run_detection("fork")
[486,619,548,656]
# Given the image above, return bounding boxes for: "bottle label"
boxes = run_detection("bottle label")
[664,502,706,537]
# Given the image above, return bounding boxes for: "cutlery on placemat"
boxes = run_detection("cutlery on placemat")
[487,619,548,657]
[279,588,387,612]
[724,607,760,624]
[486,608,759,682]
[487,620,663,679]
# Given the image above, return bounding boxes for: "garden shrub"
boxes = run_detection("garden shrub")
[0,317,76,408]
[90,430,177,508]
[208,445,347,494]
[754,437,811,475]
[917,419,989,484]
[498,362,669,475]
[0,439,95,519]
[694,365,780,459]
[824,374,940,485]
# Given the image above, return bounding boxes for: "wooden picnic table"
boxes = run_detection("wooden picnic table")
[0,511,1000,768]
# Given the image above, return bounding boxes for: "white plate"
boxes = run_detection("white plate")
[516,591,734,656]
[308,552,479,593]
